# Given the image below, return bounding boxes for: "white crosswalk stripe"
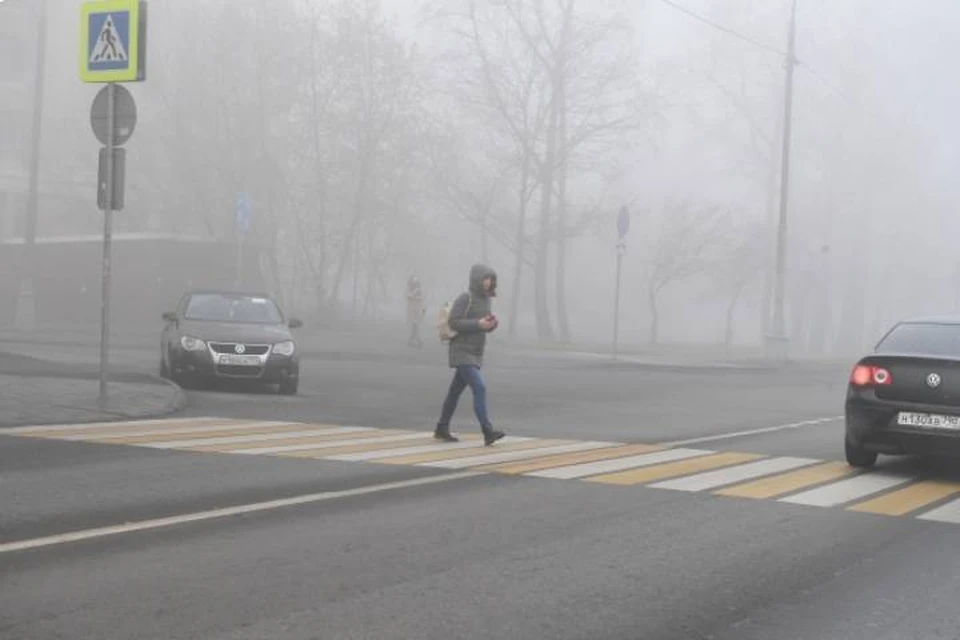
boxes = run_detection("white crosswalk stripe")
[649,457,820,492]
[326,437,536,462]
[235,432,427,455]
[916,497,960,524]
[527,447,711,479]
[421,441,617,469]
[779,472,913,507]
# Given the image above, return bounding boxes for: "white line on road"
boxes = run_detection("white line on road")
[648,456,821,492]
[235,432,427,455]
[0,471,483,555]
[421,441,618,469]
[62,421,313,441]
[780,472,912,508]
[526,447,711,480]
[323,437,535,462]
[659,416,843,447]
[7,417,228,434]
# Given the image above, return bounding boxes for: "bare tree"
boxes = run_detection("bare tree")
[643,201,728,344]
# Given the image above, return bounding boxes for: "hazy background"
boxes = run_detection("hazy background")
[2,0,959,355]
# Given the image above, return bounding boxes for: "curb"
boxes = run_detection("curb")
[0,372,187,429]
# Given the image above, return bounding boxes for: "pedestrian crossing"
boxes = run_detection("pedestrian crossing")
[10,417,960,525]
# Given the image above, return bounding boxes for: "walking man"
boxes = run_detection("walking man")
[434,264,506,446]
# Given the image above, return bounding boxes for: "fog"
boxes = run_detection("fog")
[2,0,959,357]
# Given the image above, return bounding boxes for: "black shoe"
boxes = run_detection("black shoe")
[434,428,460,443]
[483,428,505,446]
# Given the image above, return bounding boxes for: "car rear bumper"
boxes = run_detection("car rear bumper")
[172,349,299,384]
[846,392,960,456]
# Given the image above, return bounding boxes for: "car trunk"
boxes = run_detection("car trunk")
[863,355,960,406]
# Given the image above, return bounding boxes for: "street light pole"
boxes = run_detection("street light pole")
[769,0,798,361]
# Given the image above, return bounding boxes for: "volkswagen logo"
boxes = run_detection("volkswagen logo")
[234,344,246,354]
[927,373,942,389]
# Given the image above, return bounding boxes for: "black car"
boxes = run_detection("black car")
[845,317,960,468]
[160,290,302,395]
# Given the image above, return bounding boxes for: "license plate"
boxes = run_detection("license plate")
[897,412,960,429]
[218,354,261,366]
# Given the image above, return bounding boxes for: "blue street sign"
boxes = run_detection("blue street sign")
[617,206,630,240]
[236,193,252,234]
[80,0,146,83]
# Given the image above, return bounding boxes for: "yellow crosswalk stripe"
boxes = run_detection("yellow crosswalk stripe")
[847,480,960,516]
[586,452,762,486]
[374,439,570,465]
[714,460,855,499]
[276,436,480,459]
[482,443,662,475]
[93,423,318,445]
[185,429,398,452]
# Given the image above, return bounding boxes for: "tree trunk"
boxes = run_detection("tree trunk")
[554,0,573,344]
[534,75,560,342]
[725,282,745,348]
[507,144,532,342]
[648,286,659,345]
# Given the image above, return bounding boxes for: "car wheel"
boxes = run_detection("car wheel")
[845,437,877,469]
[279,378,298,396]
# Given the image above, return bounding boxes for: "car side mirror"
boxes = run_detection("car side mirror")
[162,311,178,323]
[288,318,303,329]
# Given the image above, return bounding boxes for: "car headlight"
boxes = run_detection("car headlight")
[180,336,207,352]
[273,341,295,357]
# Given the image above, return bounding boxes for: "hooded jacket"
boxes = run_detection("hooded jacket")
[447,264,497,368]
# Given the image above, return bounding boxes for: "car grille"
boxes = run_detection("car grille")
[215,364,264,378]
[209,342,270,356]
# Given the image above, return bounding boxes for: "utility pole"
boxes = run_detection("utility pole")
[16,1,47,329]
[768,0,798,362]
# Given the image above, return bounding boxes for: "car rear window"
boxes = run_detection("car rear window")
[184,294,283,324]
[876,323,960,357]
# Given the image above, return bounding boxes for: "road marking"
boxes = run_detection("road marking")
[481,443,661,475]
[327,437,538,462]
[59,420,305,441]
[83,423,337,444]
[422,441,618,469]
[273,435,450,458]
[648,457,820,492]
[660,417,843,447]
[237,432,432,456]
[780,472,912,507]
[0,472,483,555]
[587,451,763,486]
[527,448,711,480]
[6,416,229,436]
[141,429,383,449]
[916,495,960,524]
[188,428,394,452]
[849,480,960,516]
[375,437,560,465]
[715,461,855,499]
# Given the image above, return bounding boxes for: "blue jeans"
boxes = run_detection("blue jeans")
[437,365,491,429]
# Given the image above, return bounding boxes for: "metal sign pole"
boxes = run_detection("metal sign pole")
[613,244,623,361]
[99,81,115,405]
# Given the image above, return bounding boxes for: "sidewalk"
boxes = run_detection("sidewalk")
[0,351,185,428]
[0,324,850,373]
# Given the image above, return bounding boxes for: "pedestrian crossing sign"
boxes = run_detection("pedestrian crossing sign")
[80,0,146,82]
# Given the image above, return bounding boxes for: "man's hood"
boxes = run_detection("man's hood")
[469,264,497,296]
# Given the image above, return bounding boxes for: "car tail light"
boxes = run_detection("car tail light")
[850,365,892,386]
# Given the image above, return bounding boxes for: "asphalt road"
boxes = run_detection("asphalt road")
[5,342,960,639]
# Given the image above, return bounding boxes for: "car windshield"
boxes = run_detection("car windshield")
[183,294,284,324]
[876,322,960,357]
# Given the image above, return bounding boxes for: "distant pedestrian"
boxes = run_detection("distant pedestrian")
[434,264,505,446]
[406,276,425,348]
